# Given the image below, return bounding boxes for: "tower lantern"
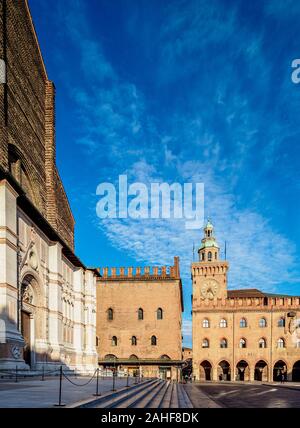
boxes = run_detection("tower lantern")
[198,219,220,262]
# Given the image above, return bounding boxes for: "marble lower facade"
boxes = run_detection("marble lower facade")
[0,179,98,374]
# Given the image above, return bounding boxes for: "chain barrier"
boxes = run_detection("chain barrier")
[62,368,97,387]
[0,368,61,377]
[55,367,108,406]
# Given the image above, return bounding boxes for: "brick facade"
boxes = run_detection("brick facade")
[192,221,300,382]
[0,0,98,373]
[0,0,74,249]
[96,258,183,379]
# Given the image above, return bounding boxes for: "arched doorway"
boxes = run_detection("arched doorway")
[218,360,231,381]
[236,360,250,381]
[273,360,287,382]
[292,361,300,382]
[254,360,268,381]
[200,360,212,381]
[21,275,37,367]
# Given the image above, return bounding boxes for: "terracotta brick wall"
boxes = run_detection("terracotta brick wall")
[0,0,74,249]
[96,278,183,361]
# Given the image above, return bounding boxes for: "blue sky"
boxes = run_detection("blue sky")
[29,0,300,346]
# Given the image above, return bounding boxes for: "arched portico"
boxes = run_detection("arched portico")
[199,360,212,381]
[273,360,287,382]
[254,360,268,381]
[218,360,231,381]
[292,361,300,382]
[236,360,250,381]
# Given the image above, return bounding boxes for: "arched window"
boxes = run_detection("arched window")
[239,338,246,348]
[112,336,117,346]
[259,338,267,348]
[160,355,170,360]
[131,336,137,346]
[277,338,285,348]
[104,354,117,360]
[157,308,163,320]
[96,336,99,347]
[208,251,212,261]
[215,252,218,260]
[129,354,138,360]
[240,318,247,328]
[220,318,227,328]
[107,308,114,321]
[202,318,210,328]
[220,338,228,349]
[278,317,285,327]
[202,338,209,348]
[201,253,205,261]
[151,335,157,346]
[259,318,267,328]
[138,308,144,320]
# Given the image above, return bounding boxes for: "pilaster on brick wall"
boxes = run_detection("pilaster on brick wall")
[0,0,8,170]
[45,80,58,230]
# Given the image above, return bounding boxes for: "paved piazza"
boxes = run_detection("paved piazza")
[190,383,300,408]
[0,376,137,408]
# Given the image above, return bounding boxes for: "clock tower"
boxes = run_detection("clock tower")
[192,220,228,302]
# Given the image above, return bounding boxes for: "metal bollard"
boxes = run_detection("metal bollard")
[94,368,101,396]
[54,366,65,407]
[41,365,45,381]
[112,372,116,392]
[126,374,130,388]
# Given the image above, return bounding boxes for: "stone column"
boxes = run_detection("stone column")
[83,270,98,372]
[212,365,219,382]
[73,268,84,369]
[47,242,63,363]
[0,180,27,369]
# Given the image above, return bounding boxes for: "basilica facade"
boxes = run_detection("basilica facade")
[192,221,300,382]
[0,0,98,373]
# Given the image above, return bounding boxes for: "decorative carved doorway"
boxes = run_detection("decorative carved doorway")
[21,275,37,368]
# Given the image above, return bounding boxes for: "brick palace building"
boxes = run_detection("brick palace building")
[192,220,300,382]
[96,257,183,380]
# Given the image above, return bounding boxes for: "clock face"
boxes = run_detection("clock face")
[201,279,219,299]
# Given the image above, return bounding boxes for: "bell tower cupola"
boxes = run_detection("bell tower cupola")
[192,219,229,301]
[198,219,220,262]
